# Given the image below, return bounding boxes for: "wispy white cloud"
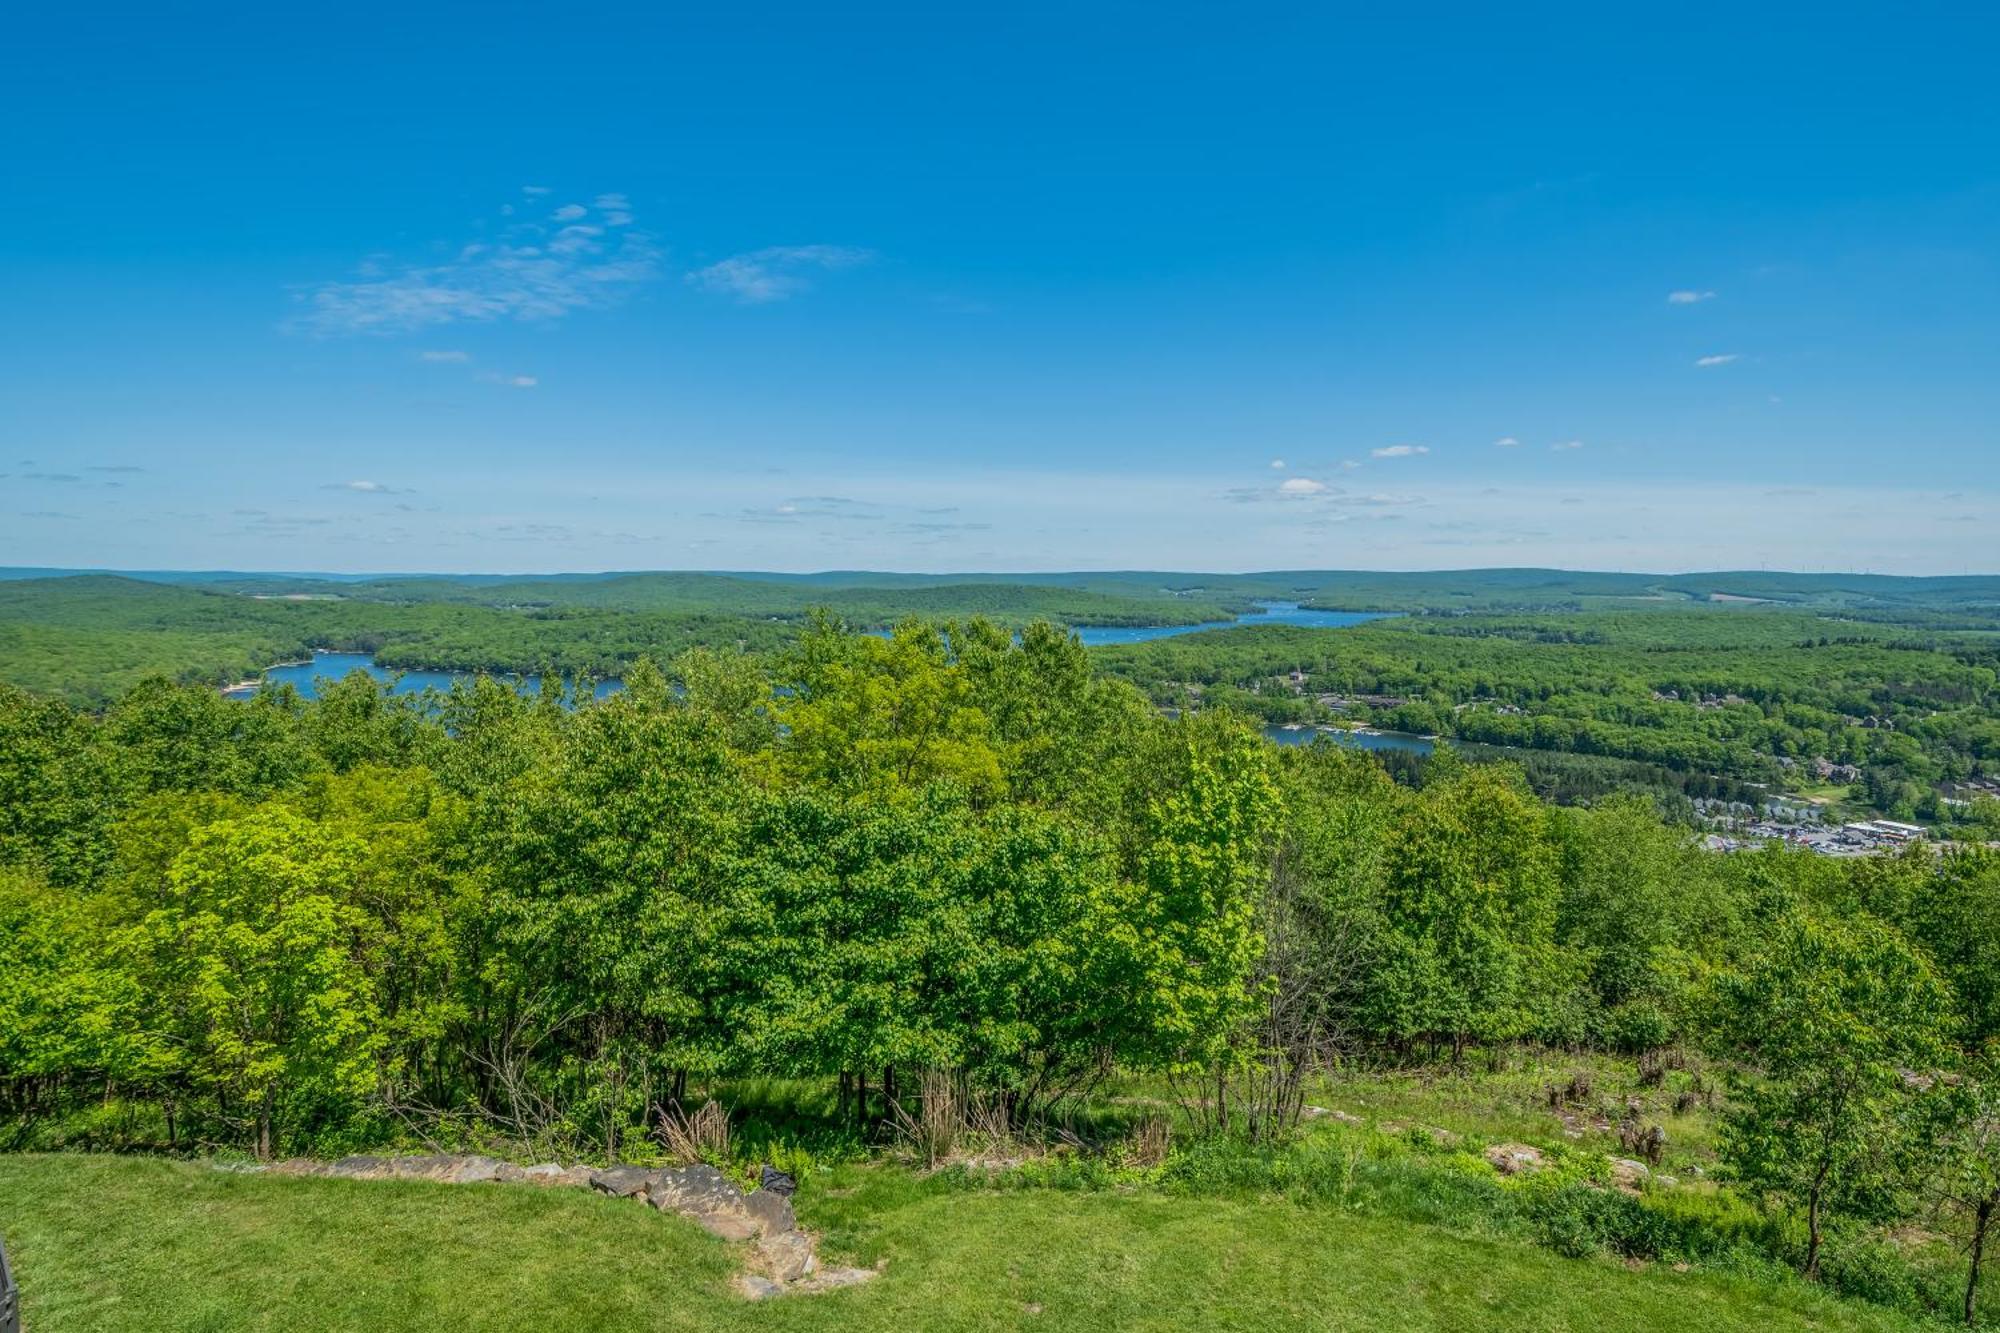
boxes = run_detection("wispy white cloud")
[689,244,874,304]
[1278,477,1328,495]
[1550,440,1585,452]
[551,203,587,221]
[1371,444,1430,458]
[1667,289,1716,304]
[298,196,661,334]
[1493,436,1520,448]
[1695,353,1739,367]
[324,479,407,494]
[418,349,470,363]
[1269,458,1286,470]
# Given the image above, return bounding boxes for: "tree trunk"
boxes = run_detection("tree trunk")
[255,1104,273,1162]
[1967,1191,1995,1328]
[856,1071,869,1130]
[1805,1168,1828,1279]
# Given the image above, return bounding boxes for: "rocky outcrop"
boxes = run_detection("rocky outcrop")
[254,1154,877,1299]
[1482,1143,1546,1175]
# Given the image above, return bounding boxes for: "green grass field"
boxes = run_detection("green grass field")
[0,1154,1926,1332]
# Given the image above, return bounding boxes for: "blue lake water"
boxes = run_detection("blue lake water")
[1260,724,1434,755]
[1071,601,1388,645]
[226,602,1394,704]
[230,653,624,703]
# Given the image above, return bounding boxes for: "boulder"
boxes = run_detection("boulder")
[389,1155,464,1181]
[520,1162,592,1187]
[758,1230,818,1284]
[743,1189,796,1237]
[647,1164,746,1216]
[1607,1157,1651,1193]
[445,1156,504,1185]
[698,1212,760,1242]
[328,1155,393,1180]
[590,1165,656,1199]
[1483,1143,1545,1176]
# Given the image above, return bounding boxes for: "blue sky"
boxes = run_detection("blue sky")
[4,2,1997,573]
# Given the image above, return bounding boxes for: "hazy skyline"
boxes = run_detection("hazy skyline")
[5,4,1997,573]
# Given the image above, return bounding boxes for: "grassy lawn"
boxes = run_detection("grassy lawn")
[0,1154,1922,1332]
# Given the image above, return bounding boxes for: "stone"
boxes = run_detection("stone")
[520,1162,592,1187]
[743,1189,796,1237]
[758,1229,818,1283]
[1483,1143,1545,1176]
[328,1155,392,1179]
[699,1212,760,1242]
[759,1165,799,1197]
[446,1156,504,1184]
[736,1275,785,1301]
[799,1266,878,1294]
[590,1165,657,1198]
[492,1162,529,1184]
[1607,1157,1651,1193]
[390,1155,462,1180]
[647,1164,746,1215]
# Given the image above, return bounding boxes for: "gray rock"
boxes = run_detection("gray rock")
[1607,1157,1651,1193]
[590,1165,657,1198]
[390,1155,461,1180]
[1482,1143,1546,1176]
[492,1162,529,1184]
[647,1164,745,1215]
[328,1155,392,1179]
[446,1156,504,1184]
[758,1229,818,1283]
[743,1189,796,1236]
[699,1212,760,1242]
[803,1267,878,1293]
[736,1275,785,1301]
[520,1162,592,1187]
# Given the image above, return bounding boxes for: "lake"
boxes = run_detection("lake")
[1260,723,1434,755]
[1071,601,1388,645]
[224,601,1392,703]
[227,653,623,703]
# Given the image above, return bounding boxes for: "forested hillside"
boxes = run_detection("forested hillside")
[5,616,2000,1325]
[1098,610,2000,826]
[0,574,1230,704]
